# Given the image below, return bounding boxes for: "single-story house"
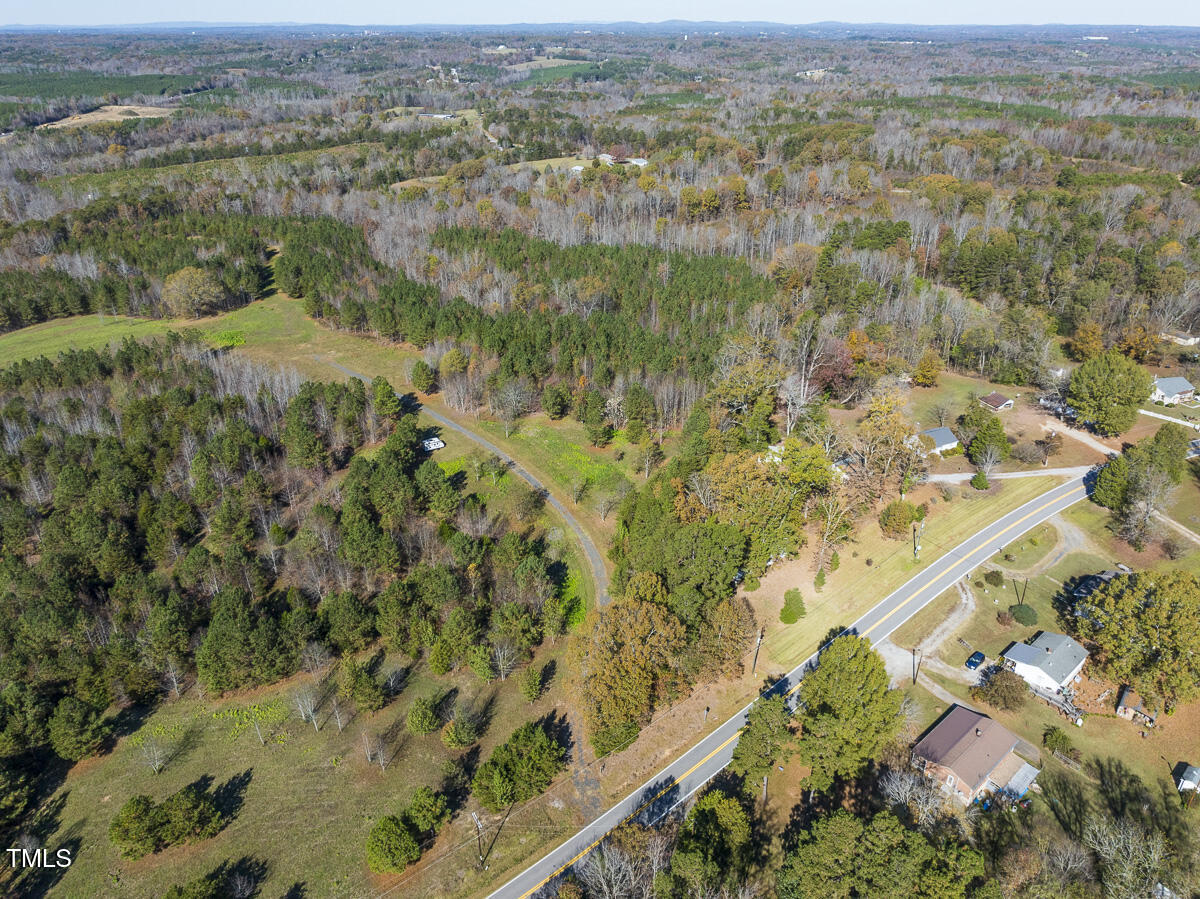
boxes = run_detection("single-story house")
[623,157,649,167]
[1178,765,1200,793]
[1116,686,1157,726]
[420,437,446,452]
[1160,331,1200,347]
[912,706,1039,804]
[979,391,1014,412]
[1151,376,1196,405]
[1001,631,1088,693]
[919,426,960,455]
[596,153,615,165]
[570,165,584,173]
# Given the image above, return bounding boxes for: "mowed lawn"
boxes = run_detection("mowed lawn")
[748,476,1065,673]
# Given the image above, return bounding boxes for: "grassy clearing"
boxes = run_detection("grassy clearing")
[1167,466,1200,534]
[997,523,1058,570]
[888,585,962,650]
[473,416,632,505]
[749,477,1062,672]
[20,642,580,899]
[45,142,384,195]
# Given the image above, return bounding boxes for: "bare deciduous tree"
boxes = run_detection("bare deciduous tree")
[300,641,332,679]
[493,640,519,681]
[1083,816,1168,899]
[977,444,1003,478]
[294,688,320,733]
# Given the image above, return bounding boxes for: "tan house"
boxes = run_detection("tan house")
[912,706,1039,804]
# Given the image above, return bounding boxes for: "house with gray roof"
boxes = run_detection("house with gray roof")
[919,426,960,455]
[1002,631,1088,693]
[1152,376,1195,405]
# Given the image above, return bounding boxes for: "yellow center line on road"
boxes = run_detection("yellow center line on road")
[512,482,1086,896]
[785,483,1085,697]
[515,728,744,898]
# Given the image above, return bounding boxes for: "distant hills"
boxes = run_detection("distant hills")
[3,20,1200,36]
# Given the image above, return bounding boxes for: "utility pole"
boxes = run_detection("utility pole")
[913,520,925,563]
[703,705,710,723]
[912,647,922,685]
[751,627,765,675]
[471,812,486,870]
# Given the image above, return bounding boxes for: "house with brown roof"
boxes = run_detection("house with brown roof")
[979,392,1014,412]
[912,706,1039,804]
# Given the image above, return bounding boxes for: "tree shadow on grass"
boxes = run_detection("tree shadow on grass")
[443,746,481,815]
[1040,769,1092,841]
[212,769,254,823]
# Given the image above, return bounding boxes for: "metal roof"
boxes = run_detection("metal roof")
[1003,632,1088,685]
[1155,376,1195,396]
[920,426,959,447]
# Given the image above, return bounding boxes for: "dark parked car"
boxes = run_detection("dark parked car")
[965,651,985,671]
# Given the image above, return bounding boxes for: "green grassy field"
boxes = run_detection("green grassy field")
[18,642,582,899]
[45,141,384,195]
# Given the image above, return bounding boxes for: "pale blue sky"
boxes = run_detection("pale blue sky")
[4,0,1199,27]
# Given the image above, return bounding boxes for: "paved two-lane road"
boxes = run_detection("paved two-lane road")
[488,475,1089,899]
[315,357,609,604]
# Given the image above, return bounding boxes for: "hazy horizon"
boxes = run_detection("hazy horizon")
[4,3,1200,29]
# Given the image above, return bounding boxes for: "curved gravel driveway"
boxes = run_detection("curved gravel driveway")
[315,356,610,605]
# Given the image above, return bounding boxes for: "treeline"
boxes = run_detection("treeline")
[0,336,571,830]
[313,225,775,387]
[0,198,384,333]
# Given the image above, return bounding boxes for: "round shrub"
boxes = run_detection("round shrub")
[1010,603,1038,626]
[970,471,989,490]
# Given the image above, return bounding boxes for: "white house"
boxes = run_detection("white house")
[1178,765,1200,793]
[624,157,649,167]
[1002,631,1088,693]
[919,426,960,455]
[1151,376,1196,405]
[596,153,615,165]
